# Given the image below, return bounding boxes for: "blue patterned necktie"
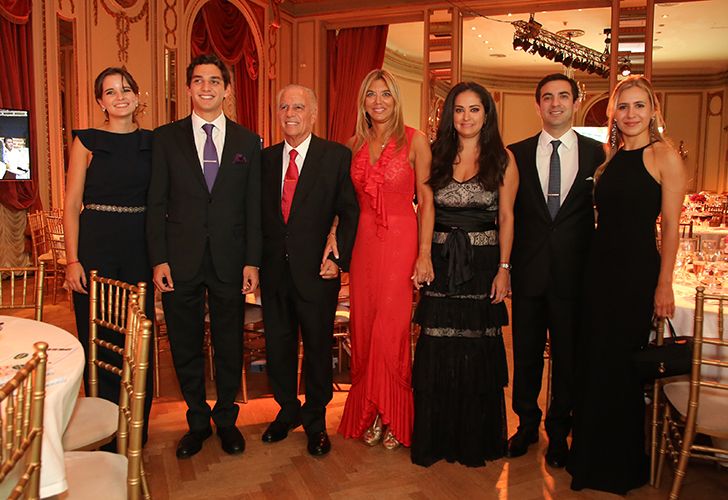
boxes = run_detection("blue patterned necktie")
[202,123,219,192]
[547,140,561,220]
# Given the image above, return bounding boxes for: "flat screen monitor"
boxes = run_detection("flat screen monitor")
[0,109,31,181]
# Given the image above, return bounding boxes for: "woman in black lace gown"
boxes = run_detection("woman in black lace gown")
[64,67,154,441]
[412,82,518,467]
[567,76,686,494]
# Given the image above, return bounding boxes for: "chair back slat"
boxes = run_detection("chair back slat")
[0,342,48,499]
[87,270,147,398]
[0,264,45,321]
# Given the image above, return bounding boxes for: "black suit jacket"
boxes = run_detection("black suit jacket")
[147,115,262,283]
[260,134,359,297]
[508,132,605,298]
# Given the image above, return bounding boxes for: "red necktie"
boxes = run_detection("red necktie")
[281,149,299,223]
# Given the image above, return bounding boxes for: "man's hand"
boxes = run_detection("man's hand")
[153,263,175,292]
[243,266,259,293]
[319,259,340,280]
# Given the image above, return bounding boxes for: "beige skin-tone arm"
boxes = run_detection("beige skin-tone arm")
[63,137,93,293]
[321,136,357,264]
[411,131,434,289]
[644,142,687,318]
[491,149,519,304]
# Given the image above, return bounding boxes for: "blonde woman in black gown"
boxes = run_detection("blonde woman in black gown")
[567,76,686,494]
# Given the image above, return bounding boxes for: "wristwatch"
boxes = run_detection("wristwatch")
[499,262,512,271]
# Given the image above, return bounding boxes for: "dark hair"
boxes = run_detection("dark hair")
[186,54,230,87]
[94,67,139,100]
[428,82,508,192]
[535,73,579,103]
[93,67,140,122]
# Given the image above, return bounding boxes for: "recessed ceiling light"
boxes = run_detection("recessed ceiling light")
[485,40,489,44]
[507,13,512,17]
[489,47,493,51]
[662,14,669,19]
[478,34,482,38]
[471,26,476,31]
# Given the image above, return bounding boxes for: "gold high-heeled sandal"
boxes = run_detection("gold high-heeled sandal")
[362,415,383,446]
[382,429,401,450]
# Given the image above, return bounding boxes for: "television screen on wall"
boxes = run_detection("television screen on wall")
[0,109,31,181]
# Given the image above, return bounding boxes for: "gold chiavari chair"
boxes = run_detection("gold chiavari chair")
[241,303,264,403]
[679,220,694,239]
[43,214,67,304]
[0,342,48,500]
[61,271,146,452]
[63,299,152,500]
[655,287,728,499]
[26,211,51,268]
[0,263,45,321]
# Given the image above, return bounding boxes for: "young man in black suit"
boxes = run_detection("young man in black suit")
[507,74,605,468]
[260,84,358,456]
[147,54,262,459]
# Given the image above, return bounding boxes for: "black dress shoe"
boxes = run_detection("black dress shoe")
[545,442,568,468]
[306,431,331,456]
[176,427,212,459]
[262,419,302,443]
[217,425,246,455]
[506,429,539,458]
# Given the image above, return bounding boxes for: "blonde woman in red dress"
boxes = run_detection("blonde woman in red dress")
[330,69,433,449]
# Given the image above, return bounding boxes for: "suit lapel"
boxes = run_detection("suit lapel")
[288,135,324,222]
[558,133,594,217]
[211,118,237,195]
[176,116,208,192]
[268,142,285,223]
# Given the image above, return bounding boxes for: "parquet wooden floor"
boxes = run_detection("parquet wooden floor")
[18,293,728,499]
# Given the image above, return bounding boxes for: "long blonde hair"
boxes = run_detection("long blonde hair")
[352,69,406,153]
[596,75,668,181]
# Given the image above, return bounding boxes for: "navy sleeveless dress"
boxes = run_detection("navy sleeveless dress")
[71,128,154,441]
[567,145,661,494]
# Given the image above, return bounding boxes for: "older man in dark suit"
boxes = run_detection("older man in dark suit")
[507,73,605,468]
[147,54,261,459]
[260,84,358,456]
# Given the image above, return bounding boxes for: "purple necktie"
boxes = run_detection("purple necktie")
[202,123,219,192]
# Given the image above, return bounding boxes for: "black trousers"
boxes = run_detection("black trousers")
[262,270,338,434]
[511,292,579,442]
[162,245,243,432]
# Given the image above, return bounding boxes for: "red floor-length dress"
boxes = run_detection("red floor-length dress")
[338,127,418,446]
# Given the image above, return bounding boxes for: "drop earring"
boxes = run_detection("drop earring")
[610,121,618,149]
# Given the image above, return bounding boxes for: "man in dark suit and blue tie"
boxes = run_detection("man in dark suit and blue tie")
[259,84,358,456]
[507,74,604,468]
[147,54,262,459]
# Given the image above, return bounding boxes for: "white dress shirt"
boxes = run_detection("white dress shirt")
[536,128,579,206]
[191,111,226,171]
[281,133,312,194]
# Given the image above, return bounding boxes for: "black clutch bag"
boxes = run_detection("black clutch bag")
[632,319,693,382]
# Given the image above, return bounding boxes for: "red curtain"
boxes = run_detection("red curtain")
[327,25,389,144]
[0,0,38,210]
[190,0,260,132]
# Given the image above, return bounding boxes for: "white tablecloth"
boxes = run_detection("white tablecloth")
[672,284,727,384]
[0,315,84,498]
[692,224,728,244]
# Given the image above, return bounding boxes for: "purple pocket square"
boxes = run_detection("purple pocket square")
[233,153,248,165]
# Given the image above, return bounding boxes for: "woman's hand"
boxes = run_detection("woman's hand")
[64,261,87,294]
[654,282,675,318]
[411,254,434,290]
[490,268,510,304]
[321,233,339,266]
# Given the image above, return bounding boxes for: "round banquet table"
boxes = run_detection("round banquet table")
[0,315,84,498]
[671,283,727,384]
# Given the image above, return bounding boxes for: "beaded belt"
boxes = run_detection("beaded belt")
[84,203,146,213]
